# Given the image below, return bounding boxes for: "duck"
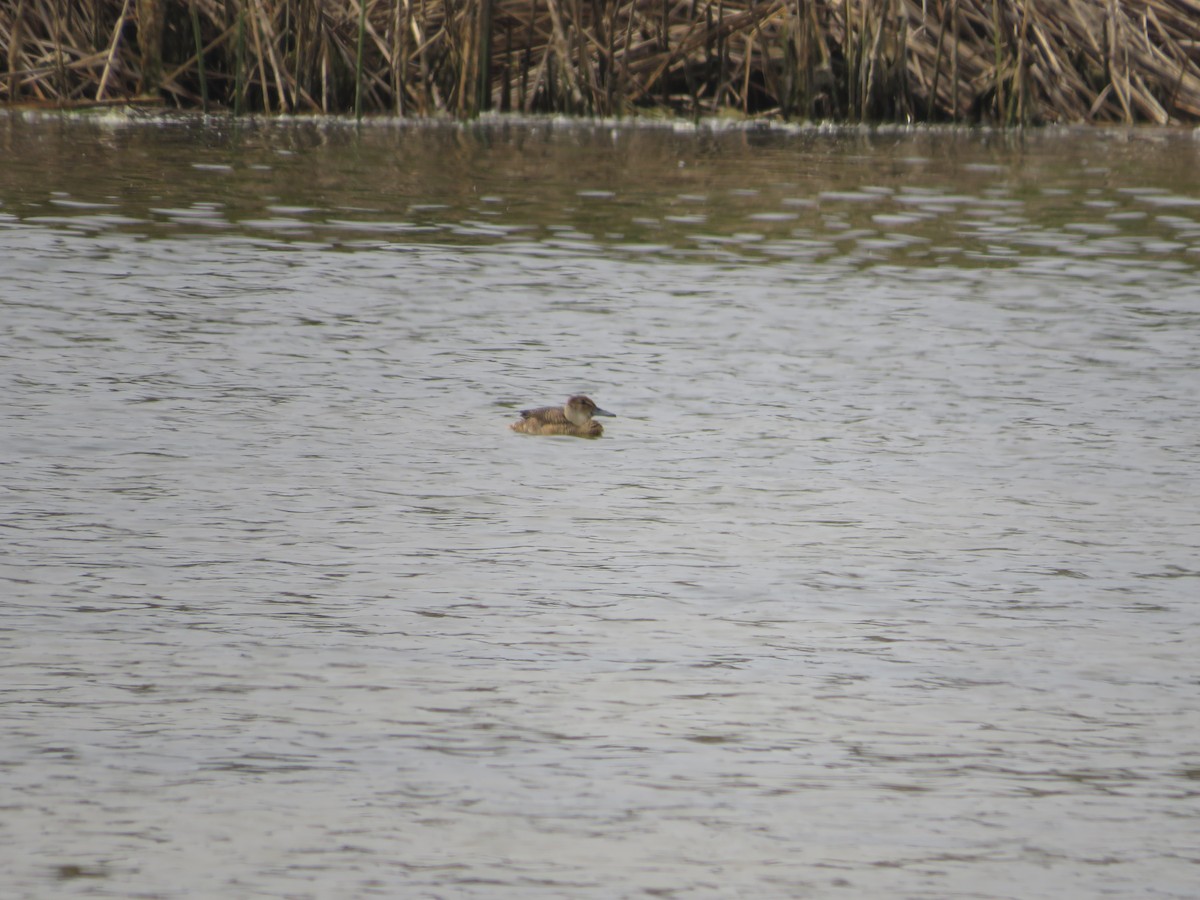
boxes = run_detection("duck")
[510,395,616,438]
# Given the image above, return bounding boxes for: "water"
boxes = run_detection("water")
[2,112,1199,898]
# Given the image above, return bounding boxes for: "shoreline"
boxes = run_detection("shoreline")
[3,0,1199,126]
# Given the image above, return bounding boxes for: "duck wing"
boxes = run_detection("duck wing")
[519,405,569,423]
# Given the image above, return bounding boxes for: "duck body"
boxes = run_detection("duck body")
[510,395,615,438]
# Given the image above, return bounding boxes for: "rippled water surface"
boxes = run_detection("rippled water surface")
[2,112,1199,898]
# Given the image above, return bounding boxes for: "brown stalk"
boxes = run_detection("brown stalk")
[96,0,132,100]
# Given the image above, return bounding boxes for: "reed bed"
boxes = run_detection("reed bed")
[3,0,1199,124]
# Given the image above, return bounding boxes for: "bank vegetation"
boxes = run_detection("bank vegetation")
[3,0,1199,124]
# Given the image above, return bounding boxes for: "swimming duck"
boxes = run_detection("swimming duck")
[510,395,616,438]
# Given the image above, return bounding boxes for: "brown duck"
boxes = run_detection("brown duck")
[510,395,616,438]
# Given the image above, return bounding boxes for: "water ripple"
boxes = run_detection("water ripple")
[2,116,1199,899]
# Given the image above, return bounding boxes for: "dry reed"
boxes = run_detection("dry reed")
[2,0,1199,124]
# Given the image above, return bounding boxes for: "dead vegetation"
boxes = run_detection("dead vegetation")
[3,0,1199,123]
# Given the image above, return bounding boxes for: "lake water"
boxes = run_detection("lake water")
[2,111,1199,898]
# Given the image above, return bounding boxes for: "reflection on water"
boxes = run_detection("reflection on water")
[2,113,1199,898]
[4,113,1200,268]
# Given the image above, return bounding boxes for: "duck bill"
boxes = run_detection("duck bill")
[593,408,615,417]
